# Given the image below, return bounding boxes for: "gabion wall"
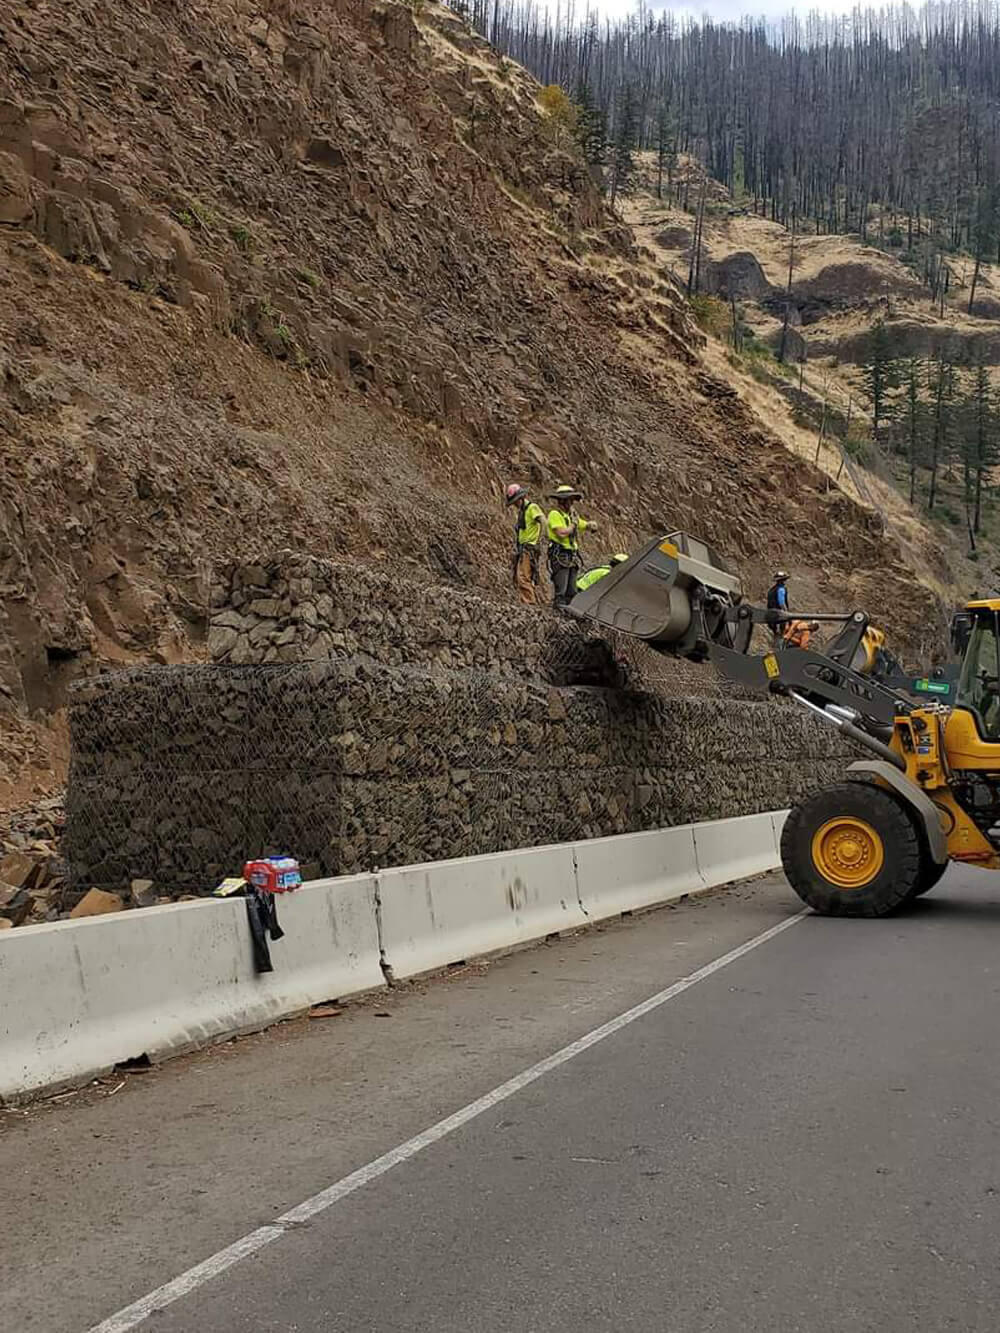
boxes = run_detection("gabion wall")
[208,552,738,697]
[65,659,852,893]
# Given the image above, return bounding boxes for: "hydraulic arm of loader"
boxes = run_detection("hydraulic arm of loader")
[569,529,968,896]
[706,637,910,773]
[569,529,990,912]
[568,529,917,771]
[706,640,952,871]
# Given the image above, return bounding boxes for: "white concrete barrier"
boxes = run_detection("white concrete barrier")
[0,873,381,1103]
[771,809,789,855]
[0,812,790,1101]
[574,824,703,922]
[692,812,783,887]
[238,874,384,1015]
[378,844,585,981]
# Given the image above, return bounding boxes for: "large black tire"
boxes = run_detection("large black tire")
[909,854,949,899]
[781,782,921,917]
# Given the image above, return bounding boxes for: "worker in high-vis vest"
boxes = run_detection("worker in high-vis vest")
[575,553,628,593]
[546,484,597,608]
[505,482,545,605]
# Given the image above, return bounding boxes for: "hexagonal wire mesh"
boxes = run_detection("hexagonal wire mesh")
[63,618,839,897]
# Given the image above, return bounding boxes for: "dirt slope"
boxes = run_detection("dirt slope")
[0,0,952,803]
[626,159,996,602]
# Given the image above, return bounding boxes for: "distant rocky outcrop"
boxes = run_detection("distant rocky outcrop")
[789,260,924,322]
[763,325,807,363]
[655,224,693,249]
[806,319,1000,365]
[702,251,774,303]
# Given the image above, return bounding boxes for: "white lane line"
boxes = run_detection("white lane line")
[88,908,808,1333]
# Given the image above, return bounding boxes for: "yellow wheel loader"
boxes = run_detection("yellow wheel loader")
[569,532,989,917]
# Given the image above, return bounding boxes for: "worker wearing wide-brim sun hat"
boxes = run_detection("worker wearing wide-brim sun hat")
[546,484,597,608]
[767,568,791,639]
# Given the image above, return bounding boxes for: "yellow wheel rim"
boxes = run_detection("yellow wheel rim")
[811,816,884,890]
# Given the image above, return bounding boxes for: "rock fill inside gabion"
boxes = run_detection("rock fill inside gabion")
[65,643,852,893]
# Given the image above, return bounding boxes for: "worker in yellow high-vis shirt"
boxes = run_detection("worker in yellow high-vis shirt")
[505,482,546,605]
[546,484,597,608]
[575,553,628,593]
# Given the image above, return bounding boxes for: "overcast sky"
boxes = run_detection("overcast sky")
[594,0,885,21]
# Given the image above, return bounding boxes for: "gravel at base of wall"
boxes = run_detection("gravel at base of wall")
[65,660,853,892]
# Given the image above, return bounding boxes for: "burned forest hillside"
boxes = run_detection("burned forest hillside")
[0,0,966,803]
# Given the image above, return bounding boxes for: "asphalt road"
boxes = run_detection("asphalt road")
[5,866,1000,1332]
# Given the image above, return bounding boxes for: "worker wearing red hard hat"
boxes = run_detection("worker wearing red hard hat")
[505,482,546,605]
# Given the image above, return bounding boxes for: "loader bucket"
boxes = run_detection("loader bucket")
[568,531,742,657]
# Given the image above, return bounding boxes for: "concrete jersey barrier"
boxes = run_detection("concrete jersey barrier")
[0,812,787,1102]
[691,812,782,888]
[377,844,586,981]
[573,824,703,921]
[0,874,381,1102]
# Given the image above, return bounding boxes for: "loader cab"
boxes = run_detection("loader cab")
[953,602,1000,742]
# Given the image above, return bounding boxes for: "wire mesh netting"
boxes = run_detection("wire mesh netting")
[208,553,765,695]
[64,655,852,894]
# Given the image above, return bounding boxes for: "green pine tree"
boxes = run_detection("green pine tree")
[574,81,607,174]
[609,83,639,208]
[927,353,956,514]
[654,104,676,201]
[861,318,900,442]
[967,361,998,537]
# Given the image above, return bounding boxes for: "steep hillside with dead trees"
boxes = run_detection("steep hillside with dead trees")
[0,0,962,805]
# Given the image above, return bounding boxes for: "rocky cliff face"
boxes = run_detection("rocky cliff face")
[0,0,943,803]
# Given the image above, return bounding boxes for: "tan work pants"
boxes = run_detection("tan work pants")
[515,549,541,606]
